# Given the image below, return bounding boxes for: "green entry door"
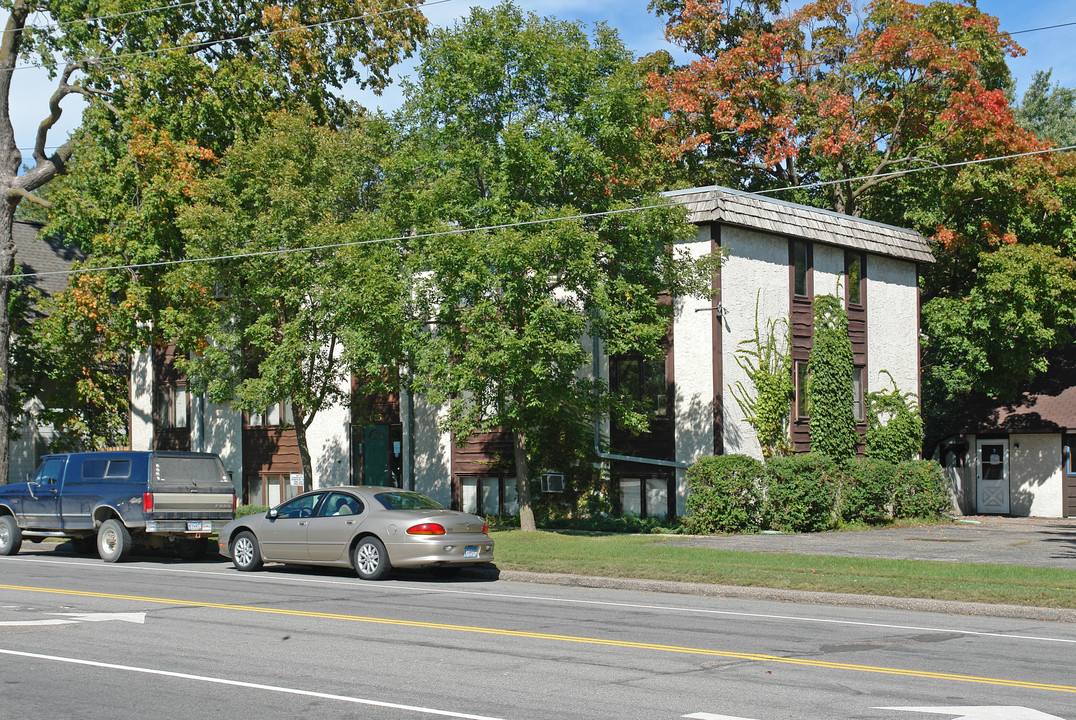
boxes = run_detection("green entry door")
[363,424,391,486]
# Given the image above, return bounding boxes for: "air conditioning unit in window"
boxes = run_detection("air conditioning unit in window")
[541,473,564,493]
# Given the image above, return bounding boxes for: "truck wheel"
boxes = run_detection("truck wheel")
[0,515,22,556]
[176,537,208,561]
[98,519,132,563]
[230,531,262,571]
[352,536,391,580]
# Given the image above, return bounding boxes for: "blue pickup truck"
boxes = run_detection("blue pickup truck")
[0,451,236,562]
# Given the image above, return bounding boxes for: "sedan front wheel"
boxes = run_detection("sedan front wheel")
[352,536,391,580]
[230,531,263,571]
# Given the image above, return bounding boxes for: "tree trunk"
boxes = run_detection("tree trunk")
[293,406,315,493]
[512,429,536,531]
[0,203,15,485]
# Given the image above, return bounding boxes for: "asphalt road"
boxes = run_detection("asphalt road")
[1,546,1074,720]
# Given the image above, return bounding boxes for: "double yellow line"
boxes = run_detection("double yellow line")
[2,583,1073,694]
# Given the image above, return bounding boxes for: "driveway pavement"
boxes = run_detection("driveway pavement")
[662,515,1076,569]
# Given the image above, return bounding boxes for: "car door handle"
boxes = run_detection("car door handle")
[345,520,355,525]
[298,521,308,527]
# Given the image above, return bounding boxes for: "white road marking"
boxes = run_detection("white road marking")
[0,611,145,627]
[0,647,511,720]
[683,714,761,719]
[51,611,145,623]
[4,555,1074,646]
[877,706,1066,719]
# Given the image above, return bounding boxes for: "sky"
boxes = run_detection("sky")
[6,0,1076,160]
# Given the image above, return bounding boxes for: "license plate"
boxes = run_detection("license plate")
[186,521,205,532]
[463,546,479,559]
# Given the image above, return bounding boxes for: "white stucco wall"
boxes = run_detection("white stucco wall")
[673,225,715,467]
[715,226,791,460]
[192,396,244,494]
[1010,433,1064,517]
[129,348,154,451]
[410,395,453,506]
[307,377,353,489]
[865,255,920,398]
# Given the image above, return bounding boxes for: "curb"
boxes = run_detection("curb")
[463,567,1076,623]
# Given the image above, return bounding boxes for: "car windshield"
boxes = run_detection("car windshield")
[374,491,445,511]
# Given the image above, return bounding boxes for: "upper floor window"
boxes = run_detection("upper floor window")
[612,354,669,420]
[792,240,809,297]
[156,383,189,429]
[845,251,864,306]
[247,399,295,427]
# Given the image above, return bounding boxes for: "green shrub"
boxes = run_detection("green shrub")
[892,460,953,519]
[685,454,765,534]
[840,457,895,524]
[865,371,924,463]
[763,453,839,532]
[236,504,269,519]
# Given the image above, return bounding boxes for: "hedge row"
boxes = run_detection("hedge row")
[685,453,952,535]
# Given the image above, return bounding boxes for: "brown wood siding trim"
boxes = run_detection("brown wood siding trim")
[153,428,190,452]
[1065,472,1076,517]
[351,375,402,425]
[451,431,515,477]
[712,224,723,455]
[242,427,302,476]
[790,240,814,452]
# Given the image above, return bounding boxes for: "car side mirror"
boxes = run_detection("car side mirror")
[267,508,279,519]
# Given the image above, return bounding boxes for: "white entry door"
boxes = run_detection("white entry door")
[976,439,1010,514]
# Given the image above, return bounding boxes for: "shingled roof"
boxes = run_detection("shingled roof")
[667,185,935,264]
[13,219,83,310]
[963,346,1076,434]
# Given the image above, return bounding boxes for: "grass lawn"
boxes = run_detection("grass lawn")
[489,530,1076,609]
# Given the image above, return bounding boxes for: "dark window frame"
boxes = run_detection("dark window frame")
[156,382,189,429]
[794,360,810,420]
[845,250,865,307]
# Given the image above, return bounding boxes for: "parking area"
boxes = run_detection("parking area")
[665,516,1076,569]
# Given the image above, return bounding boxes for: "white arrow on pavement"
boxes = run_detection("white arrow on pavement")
[51,612,146,624]
[0,612,146,627]
[876,706,1066,720]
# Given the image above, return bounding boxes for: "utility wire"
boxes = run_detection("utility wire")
[7,141,1075,282]
[2,201,680,281]
[5,1,204,34]
[6,0,446,71]
[754,144,1076,196]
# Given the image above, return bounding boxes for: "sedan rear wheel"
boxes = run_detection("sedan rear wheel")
[352,536,391,580]
[231,531,263,571]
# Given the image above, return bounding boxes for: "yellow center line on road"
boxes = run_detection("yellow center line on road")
[3,583,1073,694]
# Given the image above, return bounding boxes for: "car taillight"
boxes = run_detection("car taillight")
[233,494,238,512]
[482,523,488,534]
[143,492,154,514]
[407,523,446,535]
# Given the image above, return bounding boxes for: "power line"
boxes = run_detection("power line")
[754,144,1076,196]
[4,1,205,34]
[9,140,1075,282]
[7,0,446,72]
[2,201,680,281]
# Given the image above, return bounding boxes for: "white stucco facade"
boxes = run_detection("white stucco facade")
[865,255,920,398]
[129,348,154,451]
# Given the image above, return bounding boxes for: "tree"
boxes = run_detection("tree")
[807,294,856,460]
[2,0,426,468]
[163,108,405,488]
[648,0,1076,449]
[390,2,717,530]
[921,243,1076,445]
[1015,70,1076,148]
[647,0,1041,215]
